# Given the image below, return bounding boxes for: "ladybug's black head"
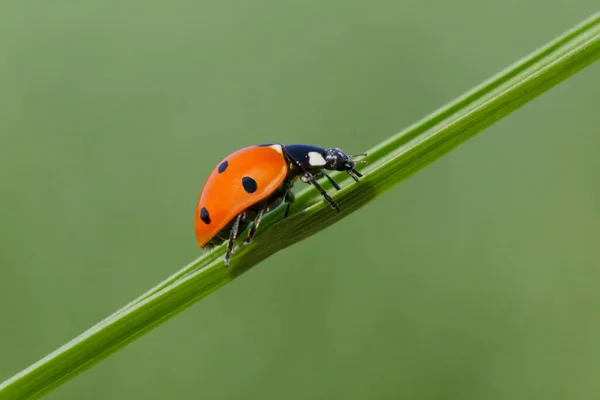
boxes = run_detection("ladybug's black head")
[324,148,366,181]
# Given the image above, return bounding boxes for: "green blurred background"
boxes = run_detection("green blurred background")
[1,1,599,399]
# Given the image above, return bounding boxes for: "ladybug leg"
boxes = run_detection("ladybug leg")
[243,206,267,246]
[301,172,339,212]
[283,190,295,219]
[314,171,341,191]
[347,168,363,181]
[225,211,245,266]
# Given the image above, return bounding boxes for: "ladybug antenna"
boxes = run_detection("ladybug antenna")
[347,153,366,181]
[350,152,368,164]
[324,148,367,182]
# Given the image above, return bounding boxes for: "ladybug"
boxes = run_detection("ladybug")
[195,143,367,266]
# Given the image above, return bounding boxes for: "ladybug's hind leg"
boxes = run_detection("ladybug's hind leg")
[225,211,245,267]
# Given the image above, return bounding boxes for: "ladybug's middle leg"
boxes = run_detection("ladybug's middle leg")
[243,205,267,246]
[282,190,295,219]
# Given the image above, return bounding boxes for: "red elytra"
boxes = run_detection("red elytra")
[195,143,366,266]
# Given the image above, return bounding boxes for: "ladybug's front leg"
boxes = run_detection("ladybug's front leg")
[313,171,341,191]
[301,172,339,212]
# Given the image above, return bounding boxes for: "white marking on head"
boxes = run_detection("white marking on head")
[270,144,283,154]
[308,151,327,166]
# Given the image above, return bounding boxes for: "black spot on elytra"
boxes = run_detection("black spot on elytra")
[199,207,211,224]
[218,161,228,173]
[242,176,257,194]
[257,143,274,147]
